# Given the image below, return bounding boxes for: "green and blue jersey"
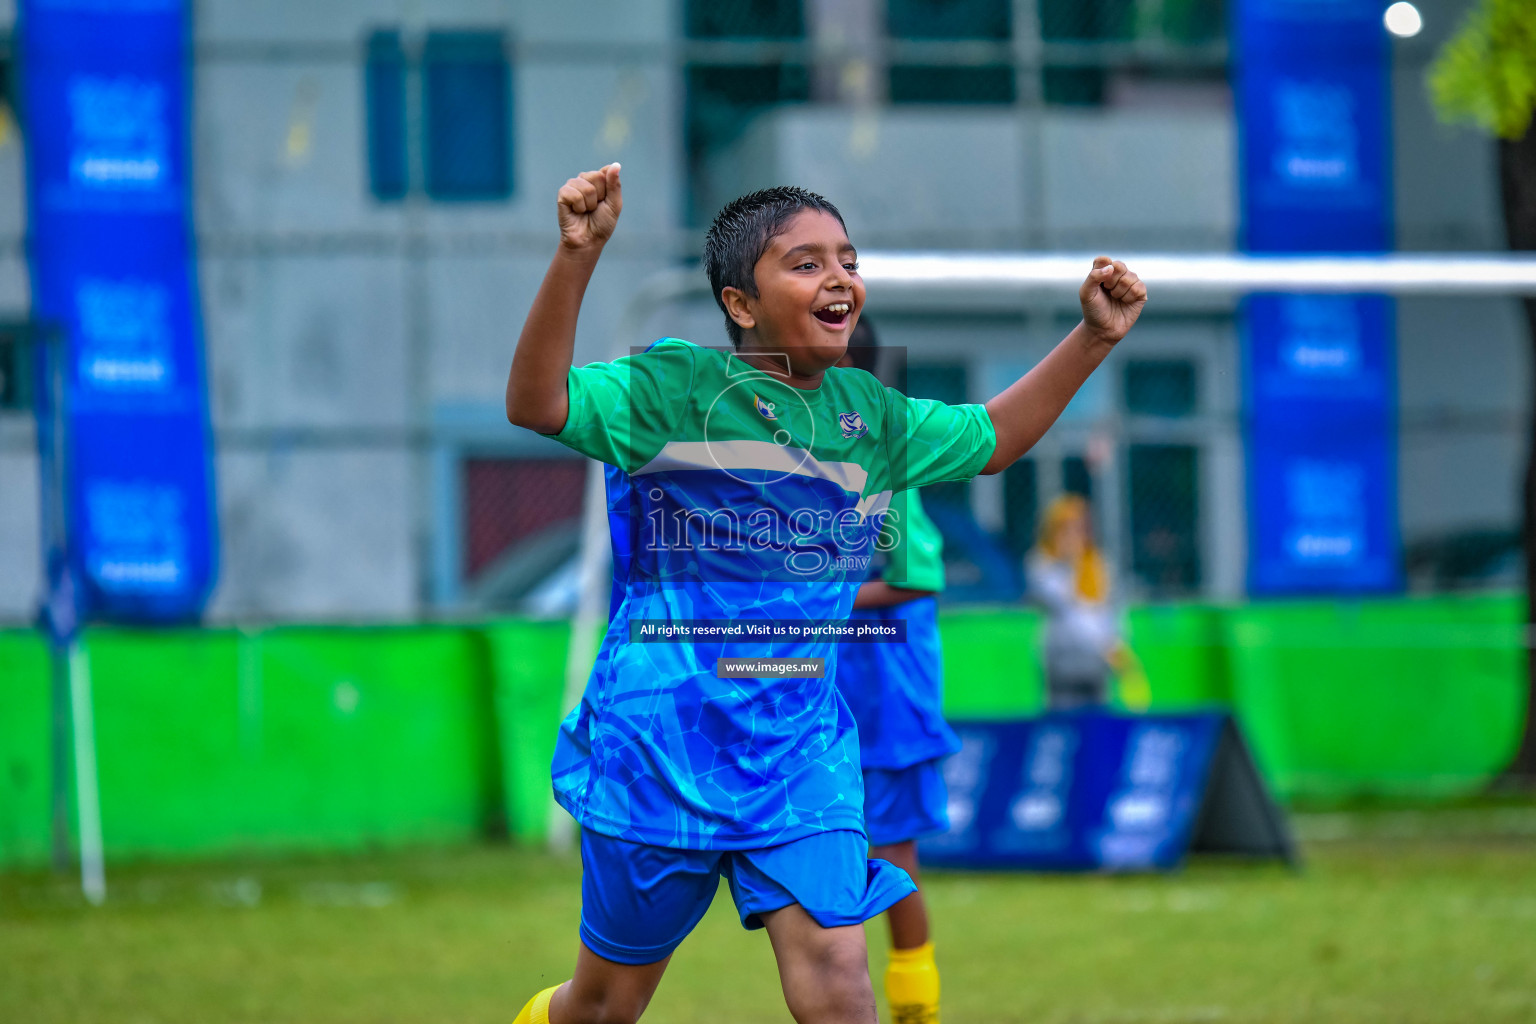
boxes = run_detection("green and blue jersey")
[547,339,995,849]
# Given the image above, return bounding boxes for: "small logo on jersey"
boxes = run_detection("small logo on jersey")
[755,394,778,420]
[838,411,869,439]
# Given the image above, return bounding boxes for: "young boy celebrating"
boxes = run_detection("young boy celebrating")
[505,164,1146,1024]
[834,319,957,1024]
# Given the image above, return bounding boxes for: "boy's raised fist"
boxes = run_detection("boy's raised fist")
[1079,256,1147,345]
[557,163,623,252]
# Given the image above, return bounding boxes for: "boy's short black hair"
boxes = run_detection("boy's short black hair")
[702,186,847,347]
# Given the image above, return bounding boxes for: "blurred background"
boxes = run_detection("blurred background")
[0,0,1519,624]
[1,2,1535,1021]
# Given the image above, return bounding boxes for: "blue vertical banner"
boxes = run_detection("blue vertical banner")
[1237,0,1402,594]
[23,0,218,625]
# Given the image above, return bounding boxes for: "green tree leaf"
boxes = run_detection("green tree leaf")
[1429,0,1536,140]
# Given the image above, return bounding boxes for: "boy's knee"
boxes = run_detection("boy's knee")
[786,942,875,1022]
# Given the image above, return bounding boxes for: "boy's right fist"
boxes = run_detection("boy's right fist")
[557,164,623,252]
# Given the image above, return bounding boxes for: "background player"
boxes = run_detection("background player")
[835,318,956,1024]
[504,165,1146,1024]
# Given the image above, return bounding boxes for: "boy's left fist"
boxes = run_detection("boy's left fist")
[1079,256,1147,345]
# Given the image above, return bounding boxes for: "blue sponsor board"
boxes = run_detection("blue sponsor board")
[1236,0,1391,253]
[23,0,217,628]
[1235,0,1401,595]
[921,713,1290,872]
[1243,294,1400,592]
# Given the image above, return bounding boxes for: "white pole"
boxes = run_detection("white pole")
[68,637,106,905]
[547,456,612,854]
[856,251,1536,296]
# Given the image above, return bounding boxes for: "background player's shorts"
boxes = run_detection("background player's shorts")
[579,828,916,965]
[863,758,950,848]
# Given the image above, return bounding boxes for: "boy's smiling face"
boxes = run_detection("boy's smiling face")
[723,209,864,382]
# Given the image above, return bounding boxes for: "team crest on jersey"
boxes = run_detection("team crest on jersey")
[838,410,869,439]
[754,394,778,420]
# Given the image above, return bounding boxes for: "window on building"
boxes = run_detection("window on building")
[684,0,808,224]
[424,31,512,200]
[463,458,587,586]
[365,30,408,200]
[1003,457,1037,559]
[1038,0,1129,105]
[1155,0,1226,44]
[364,28,512,202]
[1128,443,1200,594]
[0,328,28,413]
[887,0,1014,104]
[688,0,804,38]
[1062,454,1093,499]
[1124,358,1197,418]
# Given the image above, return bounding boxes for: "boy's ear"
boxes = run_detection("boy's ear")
[720,286,756,333]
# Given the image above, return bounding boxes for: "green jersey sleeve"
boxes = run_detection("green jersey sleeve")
[545,339,698,472]
[882,389,997,491]
[881,489,946,593]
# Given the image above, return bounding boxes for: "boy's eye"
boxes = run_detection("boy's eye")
[797,262,817,271]
[844,262,859,272]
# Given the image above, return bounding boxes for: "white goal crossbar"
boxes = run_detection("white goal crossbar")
[545,250,1536,851]
[859,251,1536,296]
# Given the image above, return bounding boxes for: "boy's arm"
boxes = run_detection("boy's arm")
[852,581,936,610]
[980,256,1146,475]
[505,163,623,435]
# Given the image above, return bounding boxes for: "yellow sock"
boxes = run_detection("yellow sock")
[512,984,561,1024]
[885,942,940,1024]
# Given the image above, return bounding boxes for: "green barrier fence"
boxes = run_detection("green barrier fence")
[1,627,504,868]
[1222,595,1526,800]
[0,595,1527,868]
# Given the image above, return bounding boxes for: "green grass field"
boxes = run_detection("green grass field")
[4,812,1535,1024]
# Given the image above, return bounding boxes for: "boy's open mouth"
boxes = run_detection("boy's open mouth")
[812,302,852,327]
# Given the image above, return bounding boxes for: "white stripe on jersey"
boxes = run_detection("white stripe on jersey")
[634,439,870,496]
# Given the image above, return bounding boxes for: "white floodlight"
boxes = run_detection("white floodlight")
[1384,2,1423,38]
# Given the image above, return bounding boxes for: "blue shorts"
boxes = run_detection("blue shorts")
[579,828,916,966]
[863,759,951,848]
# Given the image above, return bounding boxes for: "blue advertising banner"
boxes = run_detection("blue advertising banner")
[921,713,1248,871]
[22,0,217,627]
[1236,0,1401,595]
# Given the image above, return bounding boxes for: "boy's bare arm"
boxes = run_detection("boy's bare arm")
[852,581,936,610]
[980,256,1146,475]
[505,163,623,435]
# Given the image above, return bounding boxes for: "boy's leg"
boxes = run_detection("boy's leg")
[517,944,669,1024]
[761,903,879,1024]
[870,840,940,1023]
[870,840,928,949]
[515,830,720,1024]
[725,829,915,1024]
[864,760,950,1023]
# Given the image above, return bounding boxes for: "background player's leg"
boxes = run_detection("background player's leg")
[541,943,670,1024]
[761,904,878,1024]
[871,840,928,949]
[871,840,941,1023]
